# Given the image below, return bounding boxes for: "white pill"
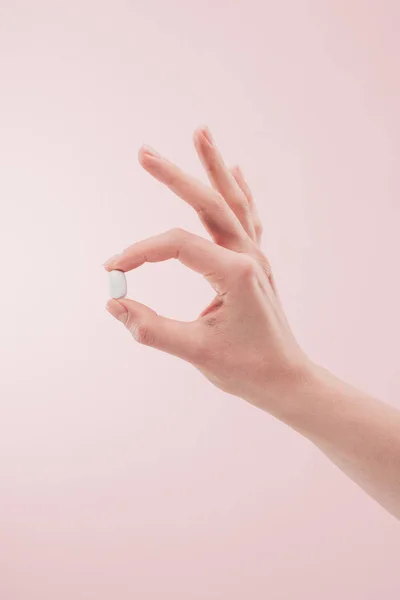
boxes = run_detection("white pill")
[109,270,127,299]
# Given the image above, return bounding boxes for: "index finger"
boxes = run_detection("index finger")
[104,228,237,293]
[138,146,248,250]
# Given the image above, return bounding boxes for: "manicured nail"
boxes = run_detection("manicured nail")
[142,144,161,158]
[106,300,128,324]
[103,254,121,268]
[201,126,213,145]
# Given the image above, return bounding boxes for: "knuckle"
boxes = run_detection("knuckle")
[232,200,250,220]
[169,227,189,242]
[169,226,185,237]
[131,323,154,346]
[198,191,224,216]
[204,159,219,177]
[235,255,259,280]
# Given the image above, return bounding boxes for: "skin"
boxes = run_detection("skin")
[104,126,400,520]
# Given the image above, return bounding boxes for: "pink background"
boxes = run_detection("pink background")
[1,1,400,598]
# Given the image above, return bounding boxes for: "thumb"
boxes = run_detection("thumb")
[106,298,200,362]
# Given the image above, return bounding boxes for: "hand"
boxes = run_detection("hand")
[104,127,313,414]
[104,126,400,520]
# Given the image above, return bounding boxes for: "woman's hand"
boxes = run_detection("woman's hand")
[104,126,312,415]
[104,126,400,519]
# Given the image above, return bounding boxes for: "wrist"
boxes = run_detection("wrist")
[274,361,336,435]
[268,360,378,447]
[251,358,339,437]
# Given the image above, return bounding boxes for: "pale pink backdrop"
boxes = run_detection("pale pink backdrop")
[1,1,399,598]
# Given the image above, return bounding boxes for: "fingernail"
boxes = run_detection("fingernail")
[201,126,213,145]
[106,300,128,324]
[142,144,161,158]
[103,253,121,268]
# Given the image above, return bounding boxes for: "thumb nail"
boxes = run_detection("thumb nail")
[106,300,128,324]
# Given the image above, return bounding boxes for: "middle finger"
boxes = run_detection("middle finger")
[193,126,256,240]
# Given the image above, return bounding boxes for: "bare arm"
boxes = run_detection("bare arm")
[278,365,400,519]
[104,126,400,520]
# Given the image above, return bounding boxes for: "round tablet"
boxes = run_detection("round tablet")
[109,270,127,299]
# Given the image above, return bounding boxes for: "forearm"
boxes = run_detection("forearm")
[275,364,400,520]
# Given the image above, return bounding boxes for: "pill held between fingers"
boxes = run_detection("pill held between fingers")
[109,270,127,299]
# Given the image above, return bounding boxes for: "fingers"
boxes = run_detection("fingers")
[138,145,247,250]
[104,228,238,294]
[106,298,201,361]
[193,127,257,240]
[230,165,263,244]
